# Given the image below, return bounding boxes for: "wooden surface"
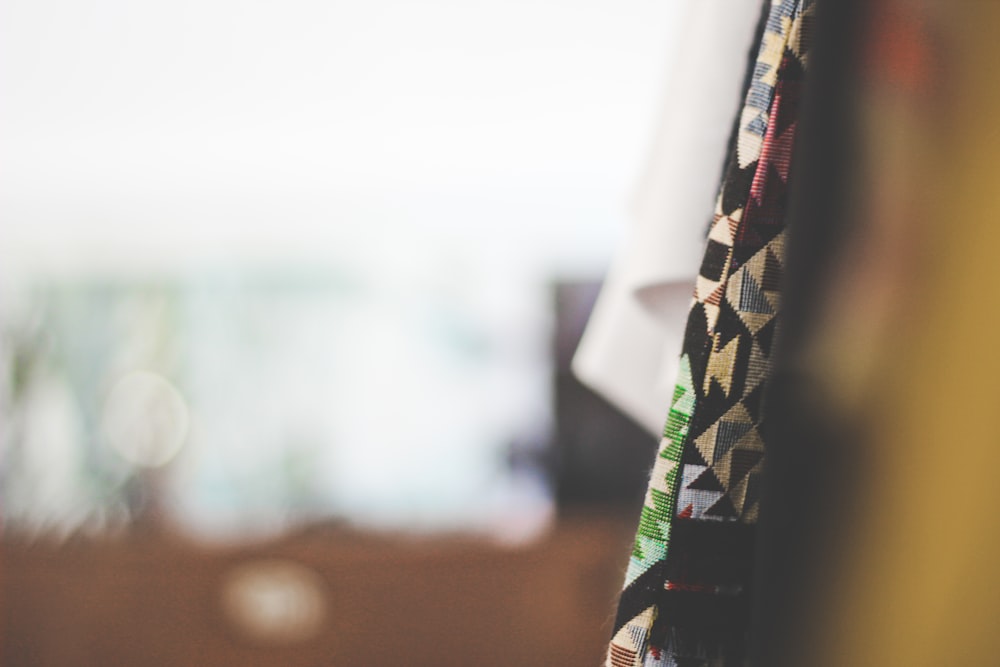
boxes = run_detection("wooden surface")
[2,516,634,667]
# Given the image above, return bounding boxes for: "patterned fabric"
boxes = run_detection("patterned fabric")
[607,2,813,665]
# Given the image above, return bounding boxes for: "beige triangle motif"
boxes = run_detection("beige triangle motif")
[738,311,774,335]
[703,303,721,333]
[703,335,740,397]
[708,214,733,245]
[694,423,719,464]
[696,276,721,303]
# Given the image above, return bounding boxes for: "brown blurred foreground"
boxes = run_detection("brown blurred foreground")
[1,515,632,667]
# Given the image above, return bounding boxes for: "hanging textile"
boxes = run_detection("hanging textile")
[607,1,814,664]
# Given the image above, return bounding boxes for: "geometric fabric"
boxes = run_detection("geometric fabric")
[607,1,814,664]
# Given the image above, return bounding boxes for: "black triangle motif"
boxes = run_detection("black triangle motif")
[688,467,726,492]
[755,317,777,357]
[722,164,756,215]
[742,384,764,423]
[715,301,749,344]
[682,444,708,467]
[705,493,739,519]
[730,449,764,484]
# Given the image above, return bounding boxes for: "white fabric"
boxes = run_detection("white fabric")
[572,0,762,435]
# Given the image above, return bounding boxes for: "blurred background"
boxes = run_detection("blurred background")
[0,0,680,664]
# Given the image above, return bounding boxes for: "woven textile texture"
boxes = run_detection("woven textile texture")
[607,1,813,665]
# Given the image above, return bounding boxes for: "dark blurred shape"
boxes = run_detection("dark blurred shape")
[754,0,1000,664]
[550,282,657,510]
[750,0,867,664]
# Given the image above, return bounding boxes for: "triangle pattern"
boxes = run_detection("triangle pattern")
[761,247,784,291]
[696,275,722,304]
[704,493,739,520]
[729,448,764,484]
[708,213,735,245]
[737,311,773,335]
[607,4,814,663]
[688,467,726,492]
[755,317,778,357]
[741,384,765,424]
[741,340,769,397]
[702,303,721,333]
[713,419,753,461]
[703,335,740,397]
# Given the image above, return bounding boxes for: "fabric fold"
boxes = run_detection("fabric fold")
[572,0,763,435]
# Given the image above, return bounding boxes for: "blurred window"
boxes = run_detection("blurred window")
[0,0,677,539]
